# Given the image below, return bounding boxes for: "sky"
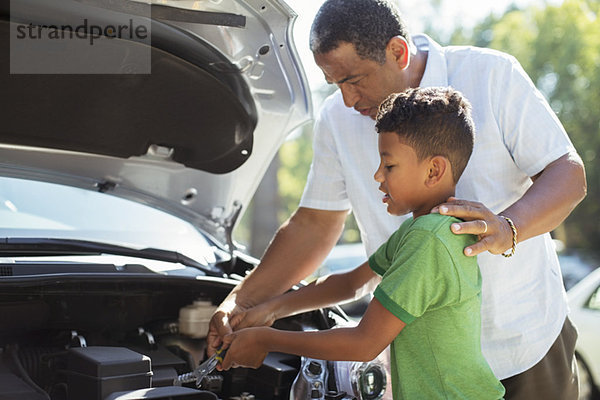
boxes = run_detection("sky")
[285,0,561,92]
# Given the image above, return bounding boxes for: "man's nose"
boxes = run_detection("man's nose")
[340,83,360,108]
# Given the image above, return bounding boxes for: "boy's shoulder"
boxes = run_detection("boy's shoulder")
[404,214,476,251]
[407,213,460,235]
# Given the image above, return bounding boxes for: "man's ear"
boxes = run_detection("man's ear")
[425,156,450,187]
[387,36,410,70]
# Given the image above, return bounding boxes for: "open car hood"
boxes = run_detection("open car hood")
[0,0,311,244]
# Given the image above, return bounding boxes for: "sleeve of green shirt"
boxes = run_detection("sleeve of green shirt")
[368,219,412,277]
[370,229,462,325]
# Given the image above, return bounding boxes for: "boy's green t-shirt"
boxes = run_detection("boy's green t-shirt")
[369,214,505,400]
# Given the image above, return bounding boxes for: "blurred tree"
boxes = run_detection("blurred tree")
[238,0,599,258]
[249,156,280,258]
[277,84,363,245]
[237,84,361,257]
[277,125,313,222]
[449,0,600,251]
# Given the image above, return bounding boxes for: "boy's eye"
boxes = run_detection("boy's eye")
[385,165,394,171]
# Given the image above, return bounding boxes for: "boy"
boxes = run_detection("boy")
[218,87,505,399]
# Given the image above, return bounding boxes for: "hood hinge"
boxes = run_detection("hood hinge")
[95,179,118,193]
[223,201,243,254]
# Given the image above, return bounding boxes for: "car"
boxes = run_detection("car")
[555,239,596,290]
[319,243,368,278]
[560,251,595,291]
[568,267,600,400]
[0,1,388,400]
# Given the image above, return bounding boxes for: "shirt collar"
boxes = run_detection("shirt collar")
[412,33,448,88]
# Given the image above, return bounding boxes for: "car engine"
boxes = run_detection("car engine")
[0,269,386,400]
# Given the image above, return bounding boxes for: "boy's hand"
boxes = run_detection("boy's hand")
[431,197,514,257]
[220,327,269,370]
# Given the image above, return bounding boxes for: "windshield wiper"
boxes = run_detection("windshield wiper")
[0,237,223,277]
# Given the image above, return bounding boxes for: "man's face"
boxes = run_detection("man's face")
[374,132,430,217]
[314,41,407,119]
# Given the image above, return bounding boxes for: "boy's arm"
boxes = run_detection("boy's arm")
[232,261,379,330]
[221,297,406,369]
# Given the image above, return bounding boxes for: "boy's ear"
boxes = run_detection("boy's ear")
[386,36,409,70]
[425,156,450,187]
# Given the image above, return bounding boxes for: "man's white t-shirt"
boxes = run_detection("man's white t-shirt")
[300,34,575,379]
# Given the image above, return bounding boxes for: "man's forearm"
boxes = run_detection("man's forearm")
[231,207,348,308]
[502,151,586,242]
[437,151,587,256]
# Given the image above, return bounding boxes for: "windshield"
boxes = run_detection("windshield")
[0,177,216,264]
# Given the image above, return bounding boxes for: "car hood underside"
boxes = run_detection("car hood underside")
[0,0,311,243]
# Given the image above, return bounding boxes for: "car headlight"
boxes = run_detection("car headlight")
[291,358,387,400]
[335,360,387,400]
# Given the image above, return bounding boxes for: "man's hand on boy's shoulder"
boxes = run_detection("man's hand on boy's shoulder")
[431,197,514,257]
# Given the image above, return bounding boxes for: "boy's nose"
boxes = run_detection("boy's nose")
[374,166,383,182]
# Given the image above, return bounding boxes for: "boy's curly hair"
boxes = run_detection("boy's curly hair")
[376,87,475,183]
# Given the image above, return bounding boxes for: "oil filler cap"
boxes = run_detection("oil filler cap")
[307,361,322,376]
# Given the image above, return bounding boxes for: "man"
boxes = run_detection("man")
[218,88,506,399]
[210,0,586,398]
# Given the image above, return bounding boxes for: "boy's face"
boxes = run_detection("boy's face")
[374,132,430,217]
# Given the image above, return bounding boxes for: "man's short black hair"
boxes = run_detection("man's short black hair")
[376,87,475,183]
[310,0,410,64]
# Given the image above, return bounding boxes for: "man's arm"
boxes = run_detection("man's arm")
[207,207,348,353]
[231,262,379,330]
[220,298,405,369]
[434,151,586,256]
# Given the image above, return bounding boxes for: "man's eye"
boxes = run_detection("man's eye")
[385,165,394,170]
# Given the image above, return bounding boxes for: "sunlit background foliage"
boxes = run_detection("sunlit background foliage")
[237,0,600,261]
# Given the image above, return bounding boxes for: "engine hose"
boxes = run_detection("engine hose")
[16,346,65,382]
[327,360,338,392]
[7,345,51,400]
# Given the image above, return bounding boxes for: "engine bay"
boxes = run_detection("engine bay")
[0,275,331,400]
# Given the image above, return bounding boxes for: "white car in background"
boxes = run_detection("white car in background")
[568,267,600,400]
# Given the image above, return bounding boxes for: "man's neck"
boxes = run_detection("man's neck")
[408,47,428,88]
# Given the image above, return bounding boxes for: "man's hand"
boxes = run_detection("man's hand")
[207,299,246,357]
[208,207,347,354]
[431,153,586,257]
[229,302,278,331]
[220,327,269,370]
[207,297,275,361]
[431,197,513,257]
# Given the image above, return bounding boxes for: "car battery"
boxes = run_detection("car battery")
[67,346,152,400]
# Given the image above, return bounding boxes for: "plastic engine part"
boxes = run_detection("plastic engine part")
[66,346,152,400]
